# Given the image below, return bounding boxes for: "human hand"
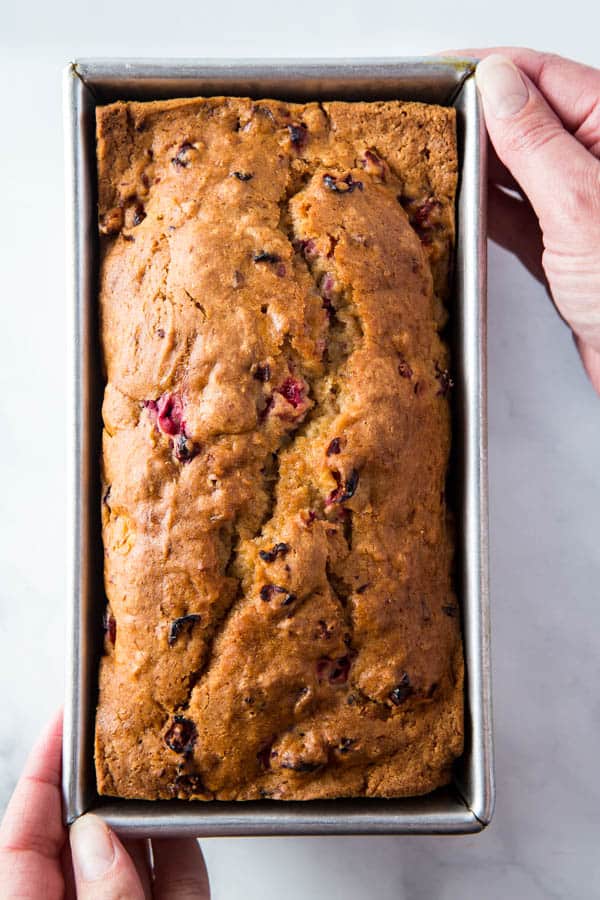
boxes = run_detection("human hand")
[460,48,600,393]
[0,711,210,898]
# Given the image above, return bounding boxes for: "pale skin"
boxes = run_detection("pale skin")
[463,48,600,393]
[1,46,598,900]
[0,712,210,898]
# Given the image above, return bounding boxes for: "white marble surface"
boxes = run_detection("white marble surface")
[2,3,600,897]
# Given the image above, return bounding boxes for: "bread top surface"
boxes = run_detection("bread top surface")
[95,96,462,801]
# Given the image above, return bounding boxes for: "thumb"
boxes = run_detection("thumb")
[476,54,600,236]
[477,53,600,359]
[69,813,147,899]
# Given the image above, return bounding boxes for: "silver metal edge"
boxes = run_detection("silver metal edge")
[63,62,84,824]
[65,59,490,835]
[455,74,494,827]
[73,56,475,75]
[92,803,479,837]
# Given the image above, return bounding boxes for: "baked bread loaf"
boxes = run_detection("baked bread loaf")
[95,95,462,801]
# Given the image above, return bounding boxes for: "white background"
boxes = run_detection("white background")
[2,2,600,897]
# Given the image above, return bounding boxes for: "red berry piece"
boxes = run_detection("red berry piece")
[277,377,306,409]
[413,197,441,230]
[320,272,336,300]
[293,238,318,260]
[144,399,158,421]
[164,716,197,754]
[156,393,184,436]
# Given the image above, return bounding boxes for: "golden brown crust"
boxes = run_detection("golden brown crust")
[95,95,462,801]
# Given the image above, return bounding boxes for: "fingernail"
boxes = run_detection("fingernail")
[476,54,529,119]
[70,813,115,881]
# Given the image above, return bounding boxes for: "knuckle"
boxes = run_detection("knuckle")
[535,51,564,85]
[575,98,600,157]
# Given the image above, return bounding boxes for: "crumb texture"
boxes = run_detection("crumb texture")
[95,95,462,801]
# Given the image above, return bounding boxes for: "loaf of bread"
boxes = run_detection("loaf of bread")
[95,95,462,801]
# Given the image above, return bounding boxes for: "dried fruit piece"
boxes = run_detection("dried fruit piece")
[398,358,413,379]
[281,759,321,772]
[414,197,442,230]
[253,251,281,264]
[399,194,443,243]
[260,584,296,606]
[232,171,253,181]
[360,149,387,181]
[171,142,195,168]
[293,238,317,259]
[103,610,116,645]
[320,272,337,300]
[259,542,290,563]
[442,604,459,618]
[326,437,341,456]
[323,173,364,194]
[173,434,199,463]
[168,614,202,646]
[99,206,124,235]
[435,363,454,396]
[253,363,271,382]
[288,122,308,150]
[131,202,146,227]
[327,469,359,505]
[389,673,413,706]
[173,772,206,797]
[316,655,352,684]
[164,716,197,754]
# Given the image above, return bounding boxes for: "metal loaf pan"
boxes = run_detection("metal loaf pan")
[63,58,493,836]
